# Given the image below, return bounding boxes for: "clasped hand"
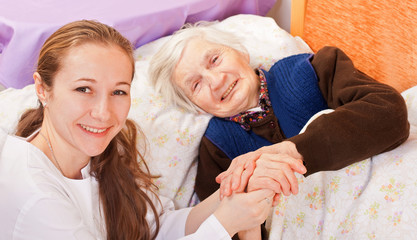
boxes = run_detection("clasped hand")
[216,141,307,205]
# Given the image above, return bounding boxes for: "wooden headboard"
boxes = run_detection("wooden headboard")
[290,0,417,93]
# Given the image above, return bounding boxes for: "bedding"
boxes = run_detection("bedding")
[1,13,416,239]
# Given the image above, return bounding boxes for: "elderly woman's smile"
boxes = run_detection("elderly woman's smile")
[221,80,238,101]
[173,38,260,117]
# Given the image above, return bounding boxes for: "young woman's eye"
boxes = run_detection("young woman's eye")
[76,87,91,93]
[113,90,127,96]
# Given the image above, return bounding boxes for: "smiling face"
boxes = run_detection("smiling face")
[173,38,260,117]
[40,43,132,159]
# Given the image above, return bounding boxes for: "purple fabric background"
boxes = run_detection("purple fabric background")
[0,0,275,89]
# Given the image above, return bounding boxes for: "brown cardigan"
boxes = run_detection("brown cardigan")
[195,47,410,201]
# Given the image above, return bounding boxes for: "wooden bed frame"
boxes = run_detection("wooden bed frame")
[290,0,307,38]
[289,0,417,93]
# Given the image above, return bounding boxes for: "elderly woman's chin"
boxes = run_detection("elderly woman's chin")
[209,95,258,118]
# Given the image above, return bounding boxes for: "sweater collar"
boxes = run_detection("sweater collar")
[225,68,271,130]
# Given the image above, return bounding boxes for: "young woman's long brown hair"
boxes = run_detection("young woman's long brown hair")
[16,20,160,240]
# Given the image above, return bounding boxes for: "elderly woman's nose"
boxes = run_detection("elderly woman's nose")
[205,70,223,89]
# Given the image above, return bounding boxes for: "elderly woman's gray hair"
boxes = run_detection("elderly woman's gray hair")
[149,21,248,113]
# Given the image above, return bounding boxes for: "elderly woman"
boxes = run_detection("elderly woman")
[149,22,409,239]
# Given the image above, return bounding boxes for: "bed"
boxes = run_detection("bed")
[1,0,417,239]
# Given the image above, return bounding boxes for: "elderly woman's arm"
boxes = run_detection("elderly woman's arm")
[194,138,232,201]
[290,46,409,174]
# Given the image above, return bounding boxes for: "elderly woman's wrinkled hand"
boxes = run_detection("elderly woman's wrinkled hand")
[216,141,307,200]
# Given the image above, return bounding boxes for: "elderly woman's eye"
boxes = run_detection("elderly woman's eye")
[193,82,200,91]
[212,56,219,64]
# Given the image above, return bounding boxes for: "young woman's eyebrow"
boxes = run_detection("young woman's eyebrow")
[75,78,96,83]
[75,78,130,87]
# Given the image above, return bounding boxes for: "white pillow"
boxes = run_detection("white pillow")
[0,14,312,208]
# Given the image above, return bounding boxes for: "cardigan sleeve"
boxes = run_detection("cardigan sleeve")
[195,137,231,201]
[289,46,410,175]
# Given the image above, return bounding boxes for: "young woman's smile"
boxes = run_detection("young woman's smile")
[79,124,110,135]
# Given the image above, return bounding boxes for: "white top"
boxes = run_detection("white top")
[0,129,230,240]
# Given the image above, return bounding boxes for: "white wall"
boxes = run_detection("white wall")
[266,0,292,33]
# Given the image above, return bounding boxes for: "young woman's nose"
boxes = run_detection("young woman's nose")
[91,95,111,122]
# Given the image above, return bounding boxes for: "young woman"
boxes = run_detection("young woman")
[0,20,273,240]
[149,21,410,239]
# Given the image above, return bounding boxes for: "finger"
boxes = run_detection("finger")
[220,175,233,198]
[216,151,258,184]
[272,193,281,207]
[273,165,299,195]
[246,189,275,203]
[236,161,256,192]
[247,177,282,194]
[257,153,306,174]
[215,172,225,184]
[244,160,256,176]
[230,164,245,191]
[269,163,300,195]
[286,168,300,195]
[251,162,293,196]
[216,158,241,184]
[230,152,259,191]
[289,158,307,175]
[272,170,291,196]
[235,169,251,193]
[255,156,303,194]
[243,151,260,168]
[215,167,234,184]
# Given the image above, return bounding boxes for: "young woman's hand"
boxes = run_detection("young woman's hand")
[214,189,274,237]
